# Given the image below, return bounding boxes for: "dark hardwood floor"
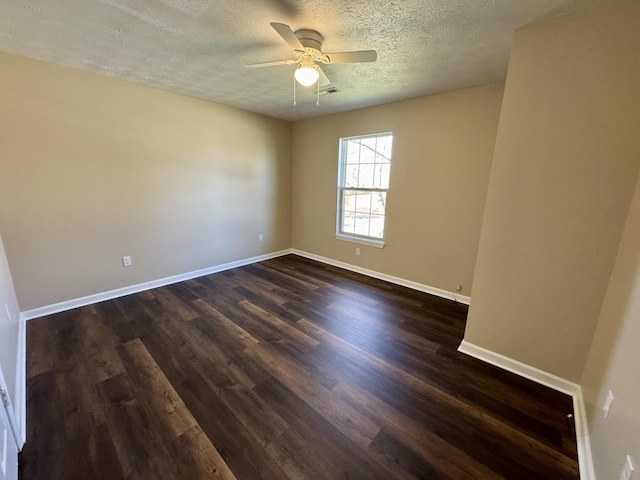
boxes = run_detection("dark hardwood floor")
[20,254,579,479]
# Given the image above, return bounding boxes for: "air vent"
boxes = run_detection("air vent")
[319,87,341,96]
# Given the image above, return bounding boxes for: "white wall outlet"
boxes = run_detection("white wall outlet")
[122,256,132,267]
[620,455,635,480]
[604,390,614,418]
[455,284,462,292]
[258,234,263,242]
[4,304,10,322]
[355,248,361,256]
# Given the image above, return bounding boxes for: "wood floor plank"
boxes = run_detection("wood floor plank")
[22,254,579,480]
[116,339,197,442]
[53,326,107,442]
[96,372,179,478]
[98,299,139,344]
[20,422,126,480]
[331,380,504,480]
[186,316,271,390]
[75,306,126,384]
[230,268,303,306]
[246,343,381,449]
[237,299,319,348]
[153,286,200,321]
[368,429,447,480]
[254,376,400,480]
[175,374,289,480]
[116,294,196,386]
[25,317,54,379]
[168,425,237,480]
[19,371,65,473]
[191,298,261,349]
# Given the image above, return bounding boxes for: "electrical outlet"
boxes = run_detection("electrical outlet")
[355,248,361,256]
[455,284,462,292]
[122,256,132,267]
[620,455,635,480]
[604,390,614,418]
[258,234,263,242]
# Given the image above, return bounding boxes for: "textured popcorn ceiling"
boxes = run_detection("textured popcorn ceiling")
[0,0,607,121]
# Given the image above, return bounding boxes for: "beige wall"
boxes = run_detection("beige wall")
[0,52,292,311]
[581,169,640,479]
[292,84,504,297]
[464,1,640,382]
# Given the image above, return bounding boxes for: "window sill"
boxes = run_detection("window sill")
[335,233,385,249]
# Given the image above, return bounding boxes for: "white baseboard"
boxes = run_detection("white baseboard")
[15,313,26,449]
[572,387,596,480]
[458,340,577,394]
[291,249,471,305]
[21,249,293,321]
[457,340,595,480]
[23,248,470,319]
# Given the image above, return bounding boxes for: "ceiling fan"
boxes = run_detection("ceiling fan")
[246,22,377,93]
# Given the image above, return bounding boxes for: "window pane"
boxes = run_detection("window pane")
[369,215,385,238]
[360,138,376,164]
[372,192,387,215]
[345,140,360,164]
[342,212,356,233]
[357,164,375,188]
[373,164,390,189]
[354,214,370,236]
[376,136,393,163]
[355,192,372,213]
[343,190,356,212]
[344,164,359,188]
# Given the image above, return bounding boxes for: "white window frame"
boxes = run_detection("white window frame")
[335,132,393,248]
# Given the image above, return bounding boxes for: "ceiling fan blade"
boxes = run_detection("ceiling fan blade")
[245,59,299,68]
[318,67,331,87]
[322,50,377,64]
[270,22,305,52]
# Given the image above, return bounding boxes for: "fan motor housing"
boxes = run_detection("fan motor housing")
[294,29,323,52]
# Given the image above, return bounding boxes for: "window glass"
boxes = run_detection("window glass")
[336,133,393,244]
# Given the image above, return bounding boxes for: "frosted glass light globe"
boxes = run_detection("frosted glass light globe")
[295,66,319,86]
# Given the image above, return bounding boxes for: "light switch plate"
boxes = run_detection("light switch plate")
[621,455,635,480]
[604,390,614,418]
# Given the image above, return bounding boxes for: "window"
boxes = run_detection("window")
[336,133,393,248]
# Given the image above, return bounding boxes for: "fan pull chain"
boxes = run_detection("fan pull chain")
[316,80,320,106]
[293,74,297,106]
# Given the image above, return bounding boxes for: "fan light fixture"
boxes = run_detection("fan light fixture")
[294,65,319,86]
[246,23,377,104]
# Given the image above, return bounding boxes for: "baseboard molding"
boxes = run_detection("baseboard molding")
[23,249,470,318]
[21,249,293,321]
[572,387,596,480]
[15,314,26,449]
[291,249,471,305]
[458,340,577,394]
[457,340,595,480]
